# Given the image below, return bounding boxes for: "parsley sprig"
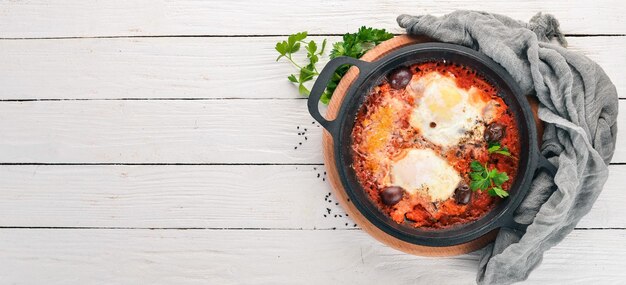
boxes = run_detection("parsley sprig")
[330,27,395,59]
[487,142,511,156]
[469,161,510,198]
[275,32,327,97]
[275,27,394,104]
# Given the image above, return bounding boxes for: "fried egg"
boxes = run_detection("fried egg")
[408,72,493,148]
[389,148,461,202]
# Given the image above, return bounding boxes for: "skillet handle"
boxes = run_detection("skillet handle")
[307,56,371,134]
[537,155,557,177]
[499,152,558,235]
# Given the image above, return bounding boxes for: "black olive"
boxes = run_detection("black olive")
[380,186,405,205]
[387,67,412,90]
[484,122,506,142]
[454,181,471,205]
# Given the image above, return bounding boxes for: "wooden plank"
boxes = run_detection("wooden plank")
[0,229,623,284]
[0,36,623,100]
[0,1,625,37]
[0,164,621,229]
[0,100,623,164]
[0,100,323,163]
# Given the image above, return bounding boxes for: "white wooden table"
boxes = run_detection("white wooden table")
[0,1,624,284]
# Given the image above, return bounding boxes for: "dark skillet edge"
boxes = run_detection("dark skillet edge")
[312,42,542,247]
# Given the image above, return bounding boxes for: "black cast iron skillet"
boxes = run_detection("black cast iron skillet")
[307,42,556,247]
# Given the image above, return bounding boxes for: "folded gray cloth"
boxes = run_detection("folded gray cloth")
[397,11,619,284]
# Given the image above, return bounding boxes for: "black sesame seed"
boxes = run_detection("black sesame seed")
[294,146,297,149]
[323,214,327,217]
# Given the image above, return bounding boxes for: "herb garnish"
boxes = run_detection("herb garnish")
[469,160,510,198]
[275,27,394,104]
[487,142,511,156]
[275,32,327,97]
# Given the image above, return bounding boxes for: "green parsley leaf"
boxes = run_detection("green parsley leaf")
[299,65,316,83]
[470,161,485,172]
[488,186,509,198]
[468,160,511,198]
[319,39,327,55]
[290,31,308,43]
[309,54,319,65]
[306,41,317,56]
[469,172,484,181]
[470,179,490,191]
[487,142,511,156]
[492,171,509,186]
[275,41,289,61]
[287,74,298,83]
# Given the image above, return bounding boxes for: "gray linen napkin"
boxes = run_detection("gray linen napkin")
[397,11,619,284]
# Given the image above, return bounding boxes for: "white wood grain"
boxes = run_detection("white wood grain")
[0,100,623,163]
[0,164,621,229]
[0,36,624,99]
[0,0,624,38]
[0,229,623,284]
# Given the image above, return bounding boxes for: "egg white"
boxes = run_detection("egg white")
[408,72,492,148]
[389,148,461,202]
